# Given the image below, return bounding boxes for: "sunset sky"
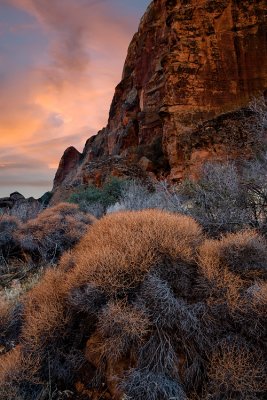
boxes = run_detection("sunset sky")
[0,0,150,198]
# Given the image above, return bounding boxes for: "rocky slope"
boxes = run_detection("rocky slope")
[52,0,267,202]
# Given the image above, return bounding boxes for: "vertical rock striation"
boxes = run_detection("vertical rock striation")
[53,0,267,200]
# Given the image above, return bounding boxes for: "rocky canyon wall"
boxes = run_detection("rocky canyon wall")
[52,0,267,202]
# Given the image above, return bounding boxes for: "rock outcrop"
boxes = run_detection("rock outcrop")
[52,0,267,201]
[54,146,82,187]
[0,192,42,221]
[0,192,30,210]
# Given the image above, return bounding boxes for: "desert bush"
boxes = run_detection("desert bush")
[19,267,88,390]
[106,180,150,213]
[92,301,150,363]
[65,210,202,295]
[76,200,105,218]
[69,177,126,216]
[1,210,266,399]
[107,179,185,214]
[240,154,267,235]
[180,145,267,237]
[215,230,267,278]
[198,230,267,281]
[68,283,107,315]
[207,338,266,399]
[181,162,250,236]
[0,215,21,265]
[8,201,44,222]
[0,298,23,351]
[0,347,42,400]
[137,275,178,328]
[198,230,267,347]
[16,202,95,263]
[247,280,267,310]
[121,369,187,400]
[248,96,267,146]
[136,331,179,378]
[225,280,267,341]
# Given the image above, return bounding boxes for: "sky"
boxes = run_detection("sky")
[0,0,150,198]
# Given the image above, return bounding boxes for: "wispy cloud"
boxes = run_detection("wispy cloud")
[0,0,149,197]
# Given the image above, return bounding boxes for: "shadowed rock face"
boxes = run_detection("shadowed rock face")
[53,0,267,198]
[54,146,82,188]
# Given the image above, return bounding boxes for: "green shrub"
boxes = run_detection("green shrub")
[68,177,126,216]
[38,191,53,207]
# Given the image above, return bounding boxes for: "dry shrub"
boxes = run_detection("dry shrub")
[137,331,179,378]
[18,267,89,388]
[21,268,70,354]
[230,281,267,340]
[0,297,23,351]
[9,200,44,222]
[248,280,267,309]
[65,210,203,295]
[137,275,179,329]
[1,210,266,399]
[68,283,107,315]
[21,268,73,378]
[207,339,267,398]
[198,231,267,308]
[0,346,39,383]
[94,301,150,362]
[0,215,20,246]
[121,369,187,400]
[218,231,267,278]
[199,230,267,280]
[5,210,201,398]
[16,203,95,263]
[0,215,21,264]
[0,347,41,400]
[198,231,267,344]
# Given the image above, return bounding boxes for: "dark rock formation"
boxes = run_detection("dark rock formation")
[52,0,267,201]
[0,193,26,210]
[53,146,82,188]
[0,192,42,221]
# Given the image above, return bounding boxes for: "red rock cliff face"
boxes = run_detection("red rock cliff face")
[53,0,267,199]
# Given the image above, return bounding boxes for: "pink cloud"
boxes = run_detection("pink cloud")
[0,0,147,197]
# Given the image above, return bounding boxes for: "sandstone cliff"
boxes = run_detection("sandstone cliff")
[52,0,267,202]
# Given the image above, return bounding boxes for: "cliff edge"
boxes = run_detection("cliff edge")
[52,0,267,203]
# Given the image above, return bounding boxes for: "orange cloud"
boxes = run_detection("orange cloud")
[0,0,148,197]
